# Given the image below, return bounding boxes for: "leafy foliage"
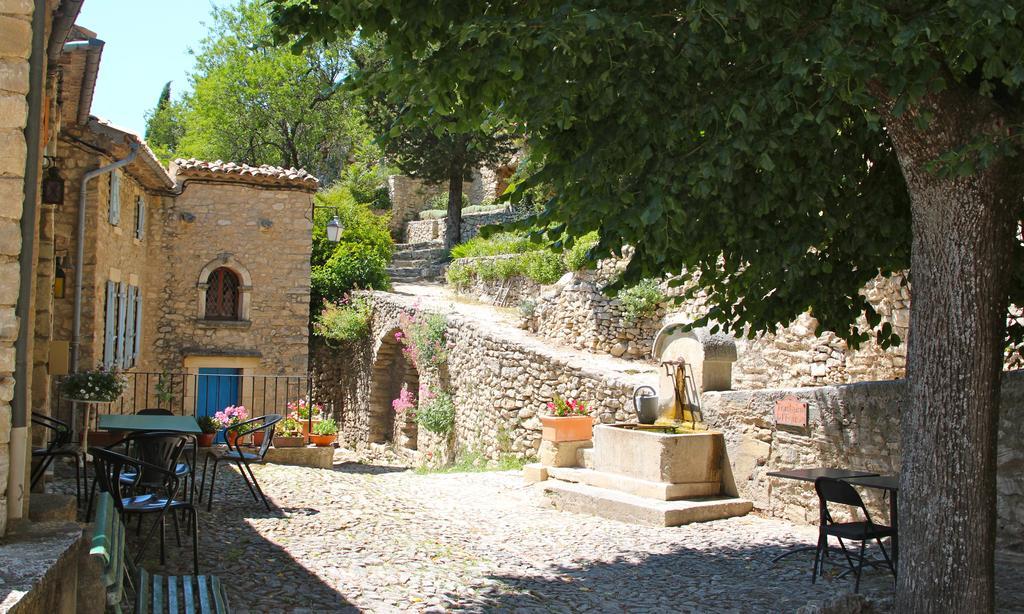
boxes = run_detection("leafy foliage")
[310,185,393,305]
[59,368,126,403]
[618,278,666,323]
[396,311,448,371]
[312,417,338,436]
[314,296,372,342]
[416,391,456,436]
[563,231,600,271]
[450,232,536,259]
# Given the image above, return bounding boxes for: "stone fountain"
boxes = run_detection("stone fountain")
[527,323,752,526]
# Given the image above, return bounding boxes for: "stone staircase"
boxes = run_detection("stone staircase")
[387,241,448,283]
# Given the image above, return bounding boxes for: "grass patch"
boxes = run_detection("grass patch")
[415,450,533,474]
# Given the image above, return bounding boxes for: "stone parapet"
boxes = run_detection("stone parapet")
[701,371,1024,548]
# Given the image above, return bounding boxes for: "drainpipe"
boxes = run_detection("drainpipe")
[69,142,138,373]
[9,0,47,527]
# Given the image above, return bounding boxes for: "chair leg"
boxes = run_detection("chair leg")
[234,458,259,502]
[171,508,183,547]
[160,516,167,565]
[199,453,211,504]
[191,507,200,576]
[854,540,867,592]
[876,537,896,580]
[835,536,857,574]
[241,459,270,511]
[812,531,825,583]
[73,456,82,508]
[206,458,220,512]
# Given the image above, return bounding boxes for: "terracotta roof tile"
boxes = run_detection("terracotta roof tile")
[172,158,319,190]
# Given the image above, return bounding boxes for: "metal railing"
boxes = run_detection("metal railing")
[53,371,315,433]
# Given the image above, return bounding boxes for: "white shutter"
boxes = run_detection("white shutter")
[135,196,145,240]
[109,171,121,225]
[103,281,117,368]
[116,282,128,367]
[132,290,143,366]
[123,286,136,369]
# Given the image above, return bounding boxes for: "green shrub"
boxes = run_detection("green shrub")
[417,391,456,435]
[426,191,470,212]
[445,262,473,289]
[475,259,500,281]
[314,296,372,341]
[450,231,535,258]
[417,202,505,220]
[619,278,665,322]
[518,299,536,318]
[522,250,565,284]
[397,311,448,370]
[340,164,391,210]
[311,243,390,304]
[494,257,523,279]
[564,231,600,271]
[312,417,338,435]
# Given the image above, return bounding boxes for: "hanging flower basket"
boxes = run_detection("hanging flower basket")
[60,368,126,403]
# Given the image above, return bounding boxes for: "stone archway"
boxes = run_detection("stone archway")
[368,327,420,449]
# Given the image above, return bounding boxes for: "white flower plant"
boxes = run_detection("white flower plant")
[59,367,127,403]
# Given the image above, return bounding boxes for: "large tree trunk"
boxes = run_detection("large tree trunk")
[444,172,463,250]
[883,90,1019,612]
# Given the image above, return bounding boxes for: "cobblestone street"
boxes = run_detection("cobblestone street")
[76,449,996,613]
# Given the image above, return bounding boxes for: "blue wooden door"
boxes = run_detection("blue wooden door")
[197,368,240,442]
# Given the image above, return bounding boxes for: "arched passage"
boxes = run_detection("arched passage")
[367,327,420,449]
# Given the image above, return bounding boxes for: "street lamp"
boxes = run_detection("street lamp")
[325,216,343,242]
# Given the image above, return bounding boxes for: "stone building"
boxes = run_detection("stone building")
[0,3,316,575]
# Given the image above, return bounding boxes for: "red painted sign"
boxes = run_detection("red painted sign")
[775,395,808,427]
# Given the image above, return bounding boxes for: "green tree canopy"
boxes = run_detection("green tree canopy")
[271,2,1024,611]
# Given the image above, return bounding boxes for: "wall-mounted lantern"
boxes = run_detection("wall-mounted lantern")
[42,166,65,205]
[326,216,343,242]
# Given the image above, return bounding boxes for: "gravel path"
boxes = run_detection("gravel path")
[117,449,931,613]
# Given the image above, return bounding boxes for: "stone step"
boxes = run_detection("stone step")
[395,240,443,251]
[541,480,752,527]
[390,257,433,268]
[29,493,78,522]
[392,247,448,261]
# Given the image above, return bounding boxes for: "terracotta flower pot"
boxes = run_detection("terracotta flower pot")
[299,418,322,439]
[251,431,266,447]
[309,433,336,447]
[197,432,216,447]
[225,430,244,447]
[273,435,305,448]
[540,415,594,442]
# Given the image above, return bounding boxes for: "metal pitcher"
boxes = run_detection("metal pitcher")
[632,385,659,425]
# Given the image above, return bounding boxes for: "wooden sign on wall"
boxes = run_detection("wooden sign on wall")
[775,395,809,427]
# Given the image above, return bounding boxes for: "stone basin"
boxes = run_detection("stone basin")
[593,423,724,495]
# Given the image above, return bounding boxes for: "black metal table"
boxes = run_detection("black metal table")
[767,468,879,562]
[843,474,899,570]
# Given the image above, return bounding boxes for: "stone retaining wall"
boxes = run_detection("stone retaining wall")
[447,255,543,307]
[310,292,648,463]
[404,208,524,244]
[701,372,1024,549]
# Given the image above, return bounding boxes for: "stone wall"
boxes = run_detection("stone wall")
[0,0,34,536]
[388,171,502,241]
[447,255,544,307]
[701,372,1024,549]
[154,181,314,375]
[404,207,525,245]
[521,254,911,388]
[310,291,650,463]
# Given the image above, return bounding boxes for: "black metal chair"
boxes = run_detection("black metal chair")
[200,414,282,512]
[31,412,84,505]
[90,433,200,575]
[812,477,897,591]
[135,408,197,502]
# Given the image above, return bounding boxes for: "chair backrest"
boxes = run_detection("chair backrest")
[137,408,174,416]
[814,477,873,524]
[91,444,179,508]
[89,491,130,609]
[227,414,282,458]
[31,412,71,450]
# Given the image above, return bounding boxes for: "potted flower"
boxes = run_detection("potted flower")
[214,405,248,447]
[196,416,218,447]
[309,417,338,447]
[59,367,126,403]
[273,417,305,448]
[540,395,594,442]
[287,398,324,439]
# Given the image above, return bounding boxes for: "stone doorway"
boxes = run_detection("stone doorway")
[368,328,420,449]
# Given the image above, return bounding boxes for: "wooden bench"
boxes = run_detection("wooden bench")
[90,492,230,613]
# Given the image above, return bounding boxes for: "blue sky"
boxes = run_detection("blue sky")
[77,0,228,136]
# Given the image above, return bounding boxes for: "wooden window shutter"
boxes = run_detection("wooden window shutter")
[116,282,128,367]
[135,196,145,240]
[132,290,143,365]
[103,281,117,368]
[123,286,136,369]
[108,171,121,225]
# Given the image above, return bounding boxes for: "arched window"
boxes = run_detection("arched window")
[204,267,240,320]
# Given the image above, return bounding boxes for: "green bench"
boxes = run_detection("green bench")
[90,491,230,613]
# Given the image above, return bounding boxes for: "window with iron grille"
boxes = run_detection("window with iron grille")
[205,267,240,320]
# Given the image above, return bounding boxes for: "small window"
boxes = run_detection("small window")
[134,196,145,240]
[108,170,121,225]
[204,267,240,320]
